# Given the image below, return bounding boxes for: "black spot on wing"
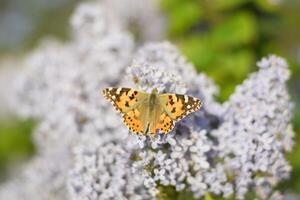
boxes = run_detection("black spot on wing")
[171,107,176,113]
[173,94,202,120]
[129,95,134,100]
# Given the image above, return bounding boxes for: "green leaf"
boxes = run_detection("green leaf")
[157,185,194,200]
[213,0,250,10]
[255,0,280,12]
[168,2,203,37]
[204,192,214,200]
[161,0,184,11]
[0,119,35,180]
[209,12,257,49]
[180,35,214,70]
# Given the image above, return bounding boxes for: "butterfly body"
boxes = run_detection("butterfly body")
[102,87,202,136]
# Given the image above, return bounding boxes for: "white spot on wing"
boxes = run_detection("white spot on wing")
[116,88,122,94]
[184,95,188,103]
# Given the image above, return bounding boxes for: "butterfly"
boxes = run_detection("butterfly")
[102,87,202,136]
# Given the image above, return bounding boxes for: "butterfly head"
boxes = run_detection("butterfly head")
[151,88,158,94]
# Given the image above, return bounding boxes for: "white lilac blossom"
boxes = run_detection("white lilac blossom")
[212,55,294,199]
[0,154,69,200]
[68,42,293,200]
[67,135,152,200]
[0,1,134,199]
[0,0,294,200]
[124,43,229,198]
[101,0,166,42]
[123,50,293,199]
[13,0,134,136]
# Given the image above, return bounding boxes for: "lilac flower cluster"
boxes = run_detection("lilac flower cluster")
[0,0,295,200]
[1,1,135,199]
[212,56,294,199]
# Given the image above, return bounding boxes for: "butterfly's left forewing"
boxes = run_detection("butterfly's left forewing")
[102,87,148,134]
[102,87,147,112]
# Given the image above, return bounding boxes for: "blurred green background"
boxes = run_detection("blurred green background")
[0,0,300,197]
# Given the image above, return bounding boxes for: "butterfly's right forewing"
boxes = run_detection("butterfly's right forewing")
[159,94,201,121]
[151,93,201,134]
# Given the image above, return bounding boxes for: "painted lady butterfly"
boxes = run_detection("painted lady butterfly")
[102,87,202,136]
